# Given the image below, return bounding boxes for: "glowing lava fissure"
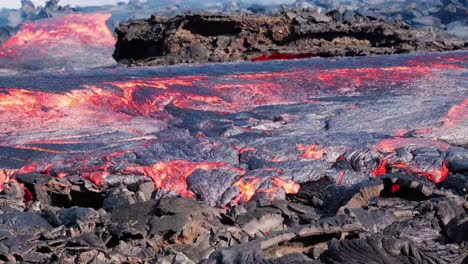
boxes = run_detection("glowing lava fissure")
[0,13,115,60]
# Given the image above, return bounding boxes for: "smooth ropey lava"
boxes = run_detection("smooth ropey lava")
[0,2,467,263]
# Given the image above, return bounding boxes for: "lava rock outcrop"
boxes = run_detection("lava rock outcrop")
[113,9,467,66]
[0,173,466,263]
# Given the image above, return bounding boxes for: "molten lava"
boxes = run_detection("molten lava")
[391,160,449,183]
[0,13,115,60]
[123,160,235,197]
[238,147,257,154]
[391,184,401,194]
[0,170,12,192]
[372,160,388,177]
[373,138,449,153]
[231,177,262,204]
[443,99,468,128]
[271,177,300,194]
[23,186,33,203]
[0,51,465,204]
[251,52,314,62]
[297,144,327,160]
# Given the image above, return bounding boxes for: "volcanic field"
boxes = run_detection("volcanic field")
[0,5,466,264]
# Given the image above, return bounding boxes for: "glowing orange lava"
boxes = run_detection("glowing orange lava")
[338,171,345,185]
[0,170,13,192]
[316,66,430,89]
[391,160,449,183]
[391,184,400,193]
[372,160,388,177]
[81,171,110,186]
[238,147,257,154]
[373,138,449,153]
[123,160,238,197]
[0,13,115,60]
[297,144,327,160]
[271,177,300,194]
[251,52,314,62]
[231,177,262,204]
[0,52,463,195]
[443,99,468,128]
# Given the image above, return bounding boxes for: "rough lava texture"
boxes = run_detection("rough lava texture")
[0,51,467,263]
[113,9,468,66]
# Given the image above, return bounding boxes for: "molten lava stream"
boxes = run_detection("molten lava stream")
[442,99,468,128]
[0,13,115,60]
[372,158,449,184]
[231,177,262,204]
[123,160,241,197]
[231,176,300,205]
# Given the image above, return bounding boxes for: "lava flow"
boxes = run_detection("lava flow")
[442,99,468,128]
[297,144,327,160]
[251,52,315,62]
[123,160,238,197]
[0,51,466,206]
[0,13,115,69]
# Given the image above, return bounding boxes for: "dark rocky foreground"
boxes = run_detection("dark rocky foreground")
[113,9,468,66]
[0,173,466,263]
[0,51,466,263]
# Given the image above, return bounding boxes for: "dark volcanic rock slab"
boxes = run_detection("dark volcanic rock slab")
[113,9,467,66]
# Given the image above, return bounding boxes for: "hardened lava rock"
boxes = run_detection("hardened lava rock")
[113,9,467,66]
[0,172,465,263]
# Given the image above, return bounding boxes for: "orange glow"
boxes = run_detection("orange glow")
[108,77,203,91]
[0,164,45,191]
[390,184,400,193]
[393,129,407,138]
[124,160,239,197]
[0,170,13,192]
[239,147,257,154]
[231,177,262,204]
[443,99,468,127]
[316,66,430,89]
[0,52,463,193]
[271,158,283,163]
[297,144,327,160]
[373,138,449,153]
[105,151,130,162]
[23,186,33,203]
[15,145,71,154]
[391,160,449,183]
[251,52,314,62]
[0,13,115,59]
[81,171,109,186]
[372,160,388,177]
[338,170,345,185]
[271,177,300,194]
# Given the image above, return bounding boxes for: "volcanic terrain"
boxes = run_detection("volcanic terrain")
[0,2,466,263]
[0,50,467,263]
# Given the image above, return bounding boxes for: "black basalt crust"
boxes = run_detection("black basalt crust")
[113,9,468,66]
